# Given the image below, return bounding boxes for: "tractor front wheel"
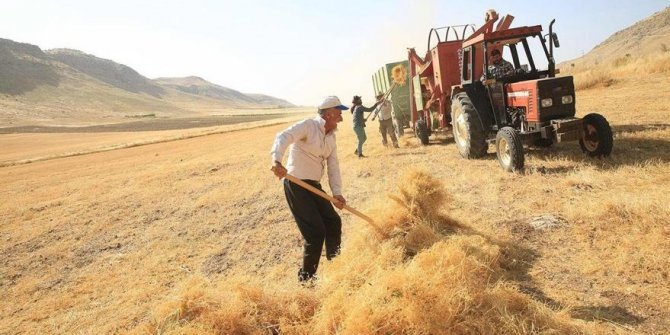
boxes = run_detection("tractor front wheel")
[416,119,429,145]
[496,127,525,172]
[579,113,613,157]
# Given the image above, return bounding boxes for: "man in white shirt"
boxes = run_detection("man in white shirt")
[270,96,348,282]
[375,93,399,148]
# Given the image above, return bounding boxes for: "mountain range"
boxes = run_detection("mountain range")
[0,39,295,126]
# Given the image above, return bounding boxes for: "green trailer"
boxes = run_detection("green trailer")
[371,60,410,135]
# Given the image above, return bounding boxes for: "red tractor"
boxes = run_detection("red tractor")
[408,10,613,171]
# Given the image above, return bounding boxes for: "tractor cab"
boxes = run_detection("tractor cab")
[456,22,576,133]
[475,25,558,83]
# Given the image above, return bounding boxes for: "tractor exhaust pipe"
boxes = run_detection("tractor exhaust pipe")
[548,19,556,76]
[549,19,556,57]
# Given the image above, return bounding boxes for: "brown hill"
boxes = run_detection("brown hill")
[561,7,670,68]
[0,39,296,126]
[0,38,60,95]
[155,77,296,108]
[48,48,164,98]
[154,76,258,105]
[245,93,296,108]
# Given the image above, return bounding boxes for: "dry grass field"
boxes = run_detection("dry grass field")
[1,53,670,334]
[0,110,311,167]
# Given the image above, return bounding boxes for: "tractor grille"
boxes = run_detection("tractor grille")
[537,76,576,122]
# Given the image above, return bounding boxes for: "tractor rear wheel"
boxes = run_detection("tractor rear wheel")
[579,113,613,157]
[416,119,429,145]
[451,92,487,158]
[496,127,525,172]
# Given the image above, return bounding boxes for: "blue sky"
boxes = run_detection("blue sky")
[1,0,667,106]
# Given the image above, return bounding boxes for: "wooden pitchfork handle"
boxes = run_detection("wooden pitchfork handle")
[283,174,382,233]
[368,82,397,122]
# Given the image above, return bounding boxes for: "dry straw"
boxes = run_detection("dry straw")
[391,64,407,86]
[140,170,596,334]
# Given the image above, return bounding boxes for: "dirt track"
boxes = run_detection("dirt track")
[0,114,304,134]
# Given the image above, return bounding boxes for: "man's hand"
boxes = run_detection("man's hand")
[332,195,346,210]
[270,161,287,179]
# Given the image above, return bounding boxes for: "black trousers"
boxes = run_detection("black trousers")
[283,178,342,281]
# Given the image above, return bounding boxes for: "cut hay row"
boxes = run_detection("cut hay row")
[139,171,596,335]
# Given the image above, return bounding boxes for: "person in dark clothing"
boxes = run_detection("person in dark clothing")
[270,95,348,282]
[350,95,380,158]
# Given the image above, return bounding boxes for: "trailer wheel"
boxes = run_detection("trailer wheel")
[496,127,525,172]
[451,92,487,158]
[416,119,429,145]
[579,113,613,157]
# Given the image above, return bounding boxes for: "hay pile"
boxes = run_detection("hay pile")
[139,170,594,335]
[391,64,407,86]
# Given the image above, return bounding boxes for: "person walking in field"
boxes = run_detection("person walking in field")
[350,95,380,158]
[374,93,399,148]
[270,96,348,283]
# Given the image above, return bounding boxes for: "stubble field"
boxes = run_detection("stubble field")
[1,58,669,334]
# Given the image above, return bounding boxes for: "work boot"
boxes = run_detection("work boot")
[298,268,315,282]
[393,143,400,148]
[358,154,366,158]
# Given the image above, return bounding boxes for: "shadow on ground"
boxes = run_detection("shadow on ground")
[524,123,670,174]
[570,305,645,324]
[475,219,646,329]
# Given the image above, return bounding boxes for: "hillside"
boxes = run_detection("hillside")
[48,48,165,98]
[560,7,670,69]
[245,93,296,108]
[0,39,295,126]
[154,77,295,108]
[0,38,59,95]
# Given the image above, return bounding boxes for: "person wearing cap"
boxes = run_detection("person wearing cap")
[270,95,348,282]
[373,93,399,148]
[351,95,380,158]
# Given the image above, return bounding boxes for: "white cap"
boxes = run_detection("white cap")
[318,96,349,110]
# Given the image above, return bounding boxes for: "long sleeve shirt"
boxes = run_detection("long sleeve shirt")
[270,116,342,195]
[378,100,393,121]
[488,59,515,79]
[351,103,379,128]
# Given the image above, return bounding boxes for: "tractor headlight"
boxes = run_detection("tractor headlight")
[541,98,553,108]
[561,95,573,104]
